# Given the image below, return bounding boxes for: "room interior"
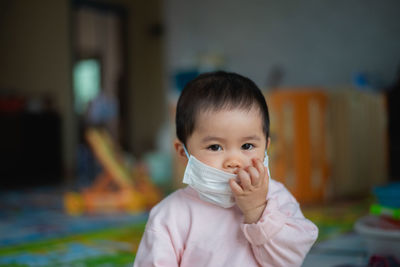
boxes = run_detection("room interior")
[0,0,399,266]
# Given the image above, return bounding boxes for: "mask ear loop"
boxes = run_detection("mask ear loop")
[264,151,272,197]
[183,144,190,159]
[264,151,271,179]
[263,151,268,166]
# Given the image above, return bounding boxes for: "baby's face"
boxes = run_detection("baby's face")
[186,107,267,174]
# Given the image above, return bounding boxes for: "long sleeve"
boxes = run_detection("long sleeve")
[241,182,318,267]
[133,228,180,267]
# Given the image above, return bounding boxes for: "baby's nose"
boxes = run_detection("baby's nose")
[224,158,242,171]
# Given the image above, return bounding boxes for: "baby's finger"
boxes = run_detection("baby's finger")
[247,166,260,186]
[254,158,267,184]
[237,169,252,190]
[229,179,244,195]
[253,158,265,177]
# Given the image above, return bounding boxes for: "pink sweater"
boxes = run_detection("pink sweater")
[133,180,318,267]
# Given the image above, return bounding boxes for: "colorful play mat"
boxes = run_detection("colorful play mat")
[0,187,147,266]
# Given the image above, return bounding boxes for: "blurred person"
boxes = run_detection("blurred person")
[77,88,119,186]
[133,71,318,266]
[86,88,119,140]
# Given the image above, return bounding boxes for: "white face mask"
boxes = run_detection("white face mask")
[182,147,271,208]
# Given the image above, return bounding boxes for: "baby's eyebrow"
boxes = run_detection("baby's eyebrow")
[242,135,261,141]
[201,136,225,143]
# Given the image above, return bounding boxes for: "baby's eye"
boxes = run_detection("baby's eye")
[241,143,254,150]
[207,144,222,151]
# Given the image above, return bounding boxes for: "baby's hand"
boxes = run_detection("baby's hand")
[229,158,269,224]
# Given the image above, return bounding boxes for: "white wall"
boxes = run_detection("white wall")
[164,0,400,88]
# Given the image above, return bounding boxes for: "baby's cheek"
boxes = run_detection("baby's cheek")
[197,154,221,169]
[243,159,256,170]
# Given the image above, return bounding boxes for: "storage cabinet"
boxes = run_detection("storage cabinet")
[0,111,62,189]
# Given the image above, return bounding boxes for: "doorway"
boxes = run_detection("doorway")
[72,0,129,185]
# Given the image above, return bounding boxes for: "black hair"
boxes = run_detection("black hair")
[176,71,270,146]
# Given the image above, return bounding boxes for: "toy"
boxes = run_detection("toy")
[64,128,161,215]
[370,204,400,220]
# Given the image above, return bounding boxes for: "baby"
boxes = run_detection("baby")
[134,71,318,266]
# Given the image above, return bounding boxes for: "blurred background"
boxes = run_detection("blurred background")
[0,0,399,266]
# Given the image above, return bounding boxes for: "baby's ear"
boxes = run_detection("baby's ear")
[266,137,271,151]
[173,139,188,162]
